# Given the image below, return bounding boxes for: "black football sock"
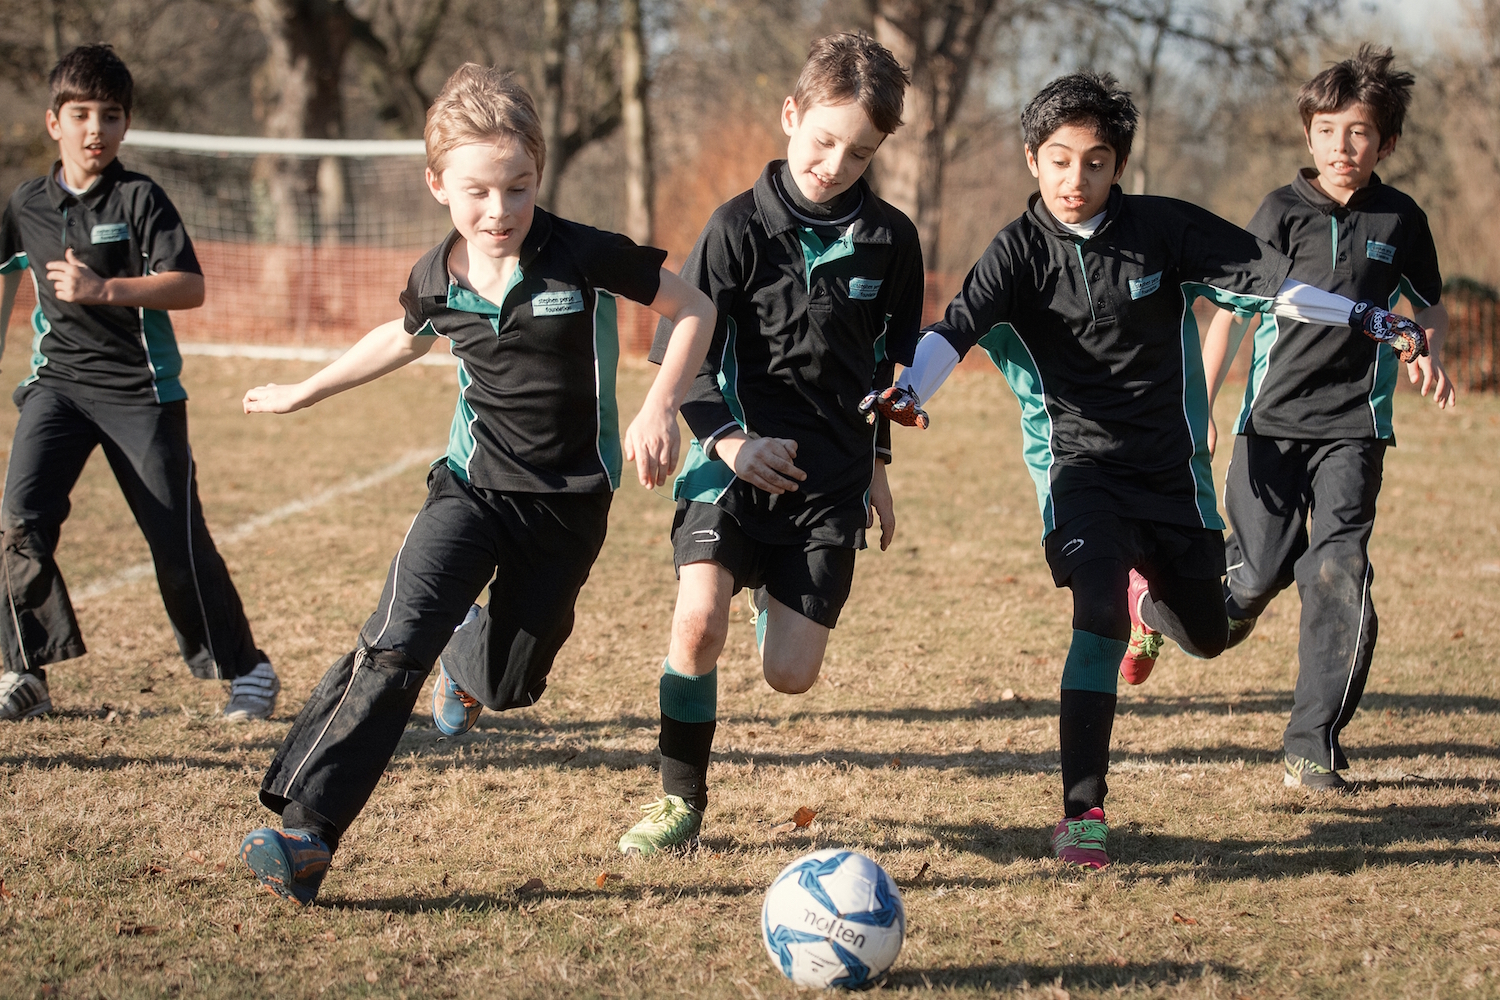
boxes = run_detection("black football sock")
[281,800,341,853]
[1059,689,1117,818]
[660,716,716,812]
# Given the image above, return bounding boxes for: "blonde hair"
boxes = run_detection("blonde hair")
[424,64,546,177]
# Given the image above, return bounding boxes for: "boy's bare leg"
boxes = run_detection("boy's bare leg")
[667,561,735,673]
[761,595,830,693]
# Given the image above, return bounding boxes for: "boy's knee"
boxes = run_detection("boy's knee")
[761,649,821,694]
[671,605,728,658]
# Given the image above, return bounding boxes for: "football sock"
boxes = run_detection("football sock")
[1060,689,1117,818]
[282,800,341,853]
[1059,630,1125,817]
[659,659,716,813]
[753,587,769,655]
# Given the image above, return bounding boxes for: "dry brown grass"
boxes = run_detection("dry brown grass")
[0,348,1497,999]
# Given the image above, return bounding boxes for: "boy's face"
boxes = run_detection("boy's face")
[46,99,129,179]
[426,140,538,259]
[1305,103,1394,196]
[1025,122,1125,224]
[780,98,885,204]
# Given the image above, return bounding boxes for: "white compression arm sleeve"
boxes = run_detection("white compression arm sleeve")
[1271,279,1357,326]
[895,332,962,405]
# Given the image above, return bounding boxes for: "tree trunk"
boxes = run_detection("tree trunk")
[619,0,654,245]
[538,0,570,209]
[868,0,1002,271]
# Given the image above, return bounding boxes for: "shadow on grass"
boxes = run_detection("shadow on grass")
[328,879,765,914]
[883,959,1241,992]
[0,751,265,772]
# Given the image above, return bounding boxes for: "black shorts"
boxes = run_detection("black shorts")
[1043,510,1225,588]
[671,500,856,629]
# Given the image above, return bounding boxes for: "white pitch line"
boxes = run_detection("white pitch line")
[73,449,434,602]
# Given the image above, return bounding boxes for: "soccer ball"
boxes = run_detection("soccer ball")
[761,849,905,989]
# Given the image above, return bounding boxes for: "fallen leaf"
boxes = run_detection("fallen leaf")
[791,806,817,829]
[365,970,379,984]
[1002,575,1017,584]
[116,922,159,936]
[596,871,623,888]
[1171,912,1198,925]
[184,850,206,866]
[516,877,546,894]
[770,821,797,835]
[889,755,902,769]
[710,852,726,860]
[139,864,168,877]
[912,861,930,882]
[0,879,10,899]
[1452,629,1465,640]
[232,923,241,934]
[441,872,449,889]
[1000,688,1016,701]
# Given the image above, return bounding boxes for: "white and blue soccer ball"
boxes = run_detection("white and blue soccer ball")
[761,849,905,989]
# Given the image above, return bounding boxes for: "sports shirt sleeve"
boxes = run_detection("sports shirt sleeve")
[1398,207,1443,309]
[136,183,201,275]
[0,199,27,274]
[924,236,1019,357]
[649,208,745,445]
[1172,202,1293,314]
[573,227,668,305]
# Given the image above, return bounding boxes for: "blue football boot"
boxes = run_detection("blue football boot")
[433,604,484,736]
[240,827,331,905]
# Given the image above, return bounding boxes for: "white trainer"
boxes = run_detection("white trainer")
[0,670,52,721]
[223,661,280,722]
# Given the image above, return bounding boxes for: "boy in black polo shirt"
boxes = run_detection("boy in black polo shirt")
[237,64,714,904]
[1201,46,1453,793]
[870,72,1427,868]
[615,33,924,856]
[0,45,277,722]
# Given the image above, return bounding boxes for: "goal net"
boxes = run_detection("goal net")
[74,130,660,351]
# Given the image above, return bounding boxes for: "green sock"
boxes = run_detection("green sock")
[1060,630,1126,695]
[659,659,717,724]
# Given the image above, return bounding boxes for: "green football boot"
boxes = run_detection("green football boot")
[1284,752,1351,793]
[618,794,703,856]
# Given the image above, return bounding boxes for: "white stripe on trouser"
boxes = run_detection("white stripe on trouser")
[282,508,422,793]
[182,451,221,679]
[0,445,33,674]
[1332,562,1373,765]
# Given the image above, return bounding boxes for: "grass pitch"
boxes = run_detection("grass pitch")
[0,348,1497,998]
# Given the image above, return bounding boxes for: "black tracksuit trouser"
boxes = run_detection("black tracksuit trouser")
[258,465,610,841]
[1223,433,1386,771]
[0,383,263,680]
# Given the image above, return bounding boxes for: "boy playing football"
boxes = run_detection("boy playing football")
[237,64,714,904]
[869,72,1428,867]
[615,32,925,856]
[0,44,278,722]
[1200,46,1453,793]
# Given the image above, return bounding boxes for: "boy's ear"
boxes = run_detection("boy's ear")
[780,97,800,139]
[424,166,451,205]
[45,109,62,141]
[1024,145,1040,179]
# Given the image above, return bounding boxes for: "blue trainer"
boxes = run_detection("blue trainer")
[433,603,484,736]
[432,659,483,735]
[240,827,330,905]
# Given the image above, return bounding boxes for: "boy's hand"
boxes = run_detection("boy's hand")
[46,249,108,304]
[715,433,805,494]
[1407,353,1457,409]
[1349,301,1428,363]
[866,459,896,550]
[243,382,314,414]
[624,404,681,488]
[858,385,929,429]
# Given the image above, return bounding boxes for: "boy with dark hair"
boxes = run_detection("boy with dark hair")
[1200,45,1452,793]
[0,44,278,722]
[615,32,924,856]
[869,70,1428,867]
[237,64,715,905]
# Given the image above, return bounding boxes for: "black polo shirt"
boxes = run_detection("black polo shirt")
[1232,169,1442,440]
[400,209,665,493]
[926,187,1292,536]
[648,160,925,548]
[0,158,200,405]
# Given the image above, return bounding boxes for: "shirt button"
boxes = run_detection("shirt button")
[1091,270,1100,280]
[1338,254,1347,262]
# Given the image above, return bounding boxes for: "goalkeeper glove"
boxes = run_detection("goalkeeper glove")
[858,385,929,429]
[1349,301,1429,363]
